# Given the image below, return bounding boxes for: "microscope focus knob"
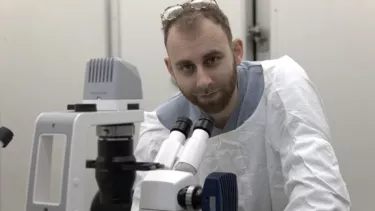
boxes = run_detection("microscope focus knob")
[177,185,202,211]
[178,172,238,211]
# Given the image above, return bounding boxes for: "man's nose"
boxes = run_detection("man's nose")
[196,67,212,87]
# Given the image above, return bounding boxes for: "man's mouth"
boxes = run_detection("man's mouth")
[198,90,218,98]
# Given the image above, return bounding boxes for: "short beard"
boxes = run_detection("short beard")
[179,59,237,115]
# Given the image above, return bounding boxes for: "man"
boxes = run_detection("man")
[131,0,351,210]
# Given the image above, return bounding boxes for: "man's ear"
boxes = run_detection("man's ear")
[232,39,244,65]
[164,57,175,78]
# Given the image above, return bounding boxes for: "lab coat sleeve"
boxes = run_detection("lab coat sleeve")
[131,111,170,211]
[265,56,351,210]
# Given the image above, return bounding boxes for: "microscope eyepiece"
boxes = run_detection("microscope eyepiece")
[193,116,214,137]
[173,116,215,174]
[171,116,193,138]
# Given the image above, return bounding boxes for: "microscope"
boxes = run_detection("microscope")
[24,57,238,211]
[138,115,238,211]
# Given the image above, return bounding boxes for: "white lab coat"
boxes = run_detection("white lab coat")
[131,56,351,211]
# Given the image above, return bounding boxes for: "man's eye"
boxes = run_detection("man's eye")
[180,64,194,72]
[205,56,220,66]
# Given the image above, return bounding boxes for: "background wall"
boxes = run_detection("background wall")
[0,1,107,210]
[0,0,373,211]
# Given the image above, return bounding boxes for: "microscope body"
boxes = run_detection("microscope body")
[26,109,143,211]
[25,57,238,211]
[25,58,161,211]
[140,169,238,211]
[140,170,196,211]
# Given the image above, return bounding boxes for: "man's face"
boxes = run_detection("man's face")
[165,18,241,114]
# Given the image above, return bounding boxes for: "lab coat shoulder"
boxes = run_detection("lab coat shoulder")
[134,110,170,162]
[261,55,351,210]
[262,55,331,149]
[261,55,311,89]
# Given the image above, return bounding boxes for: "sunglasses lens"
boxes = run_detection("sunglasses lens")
[161,0,217,21]
[191,0,214,9]
[163,5,183,21]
